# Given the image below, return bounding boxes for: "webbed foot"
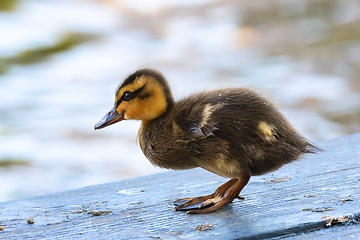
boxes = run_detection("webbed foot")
[174,172,250,214]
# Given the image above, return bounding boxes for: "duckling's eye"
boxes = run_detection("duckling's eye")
[123,92,133,101]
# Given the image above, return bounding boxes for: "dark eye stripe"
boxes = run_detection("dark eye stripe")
[115,86,145,107]
[115,99,122,107]
[132,86,145,98]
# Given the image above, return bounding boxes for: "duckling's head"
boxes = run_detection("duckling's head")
[94,69,174,130]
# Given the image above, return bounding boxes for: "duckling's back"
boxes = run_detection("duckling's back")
[139,88,319,178]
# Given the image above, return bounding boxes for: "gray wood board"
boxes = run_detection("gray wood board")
[291,224,360,240]
[0,133,360,239]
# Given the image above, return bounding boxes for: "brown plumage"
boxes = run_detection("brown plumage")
[95,69,319,214]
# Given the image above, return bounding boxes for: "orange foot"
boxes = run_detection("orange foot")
[174,172,250,214]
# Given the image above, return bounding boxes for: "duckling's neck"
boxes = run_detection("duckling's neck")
[141,98,174,126]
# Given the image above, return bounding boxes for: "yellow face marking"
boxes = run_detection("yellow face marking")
[115,76,168,121]
[115,76,146,102]
[258,121,276,141]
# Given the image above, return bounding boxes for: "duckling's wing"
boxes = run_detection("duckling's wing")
[174,98,220,140]
[190,120,217,138]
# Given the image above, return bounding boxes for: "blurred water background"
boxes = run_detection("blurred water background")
[0,0,360,203]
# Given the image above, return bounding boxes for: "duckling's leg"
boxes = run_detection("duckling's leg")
[174,172,250,213]
[174,178,237,210]
[186,171,250,214]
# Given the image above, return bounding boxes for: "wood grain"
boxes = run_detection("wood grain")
[1,133,359,239]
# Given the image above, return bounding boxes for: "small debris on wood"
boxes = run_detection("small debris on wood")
[195,223,216,231]
[88,210,111,217]
[303,193,317,198]
[322,214,360,227]
[265,177,292,183]
[130,201,144,205]
[339,198,353,203]
[326,216,356,227]
[302,207,333,212]
[74,209,87,214]
[320,197,336,203]
[27,218,35,224]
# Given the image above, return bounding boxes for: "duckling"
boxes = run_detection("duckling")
[94,69,319,214]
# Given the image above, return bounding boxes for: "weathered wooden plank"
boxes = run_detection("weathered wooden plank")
[291,224,360,240]
[0,133,360,239]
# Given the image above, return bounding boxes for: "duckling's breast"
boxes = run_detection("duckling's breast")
[138,118,199,170]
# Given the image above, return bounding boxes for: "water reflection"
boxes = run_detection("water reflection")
[0,0,359,202]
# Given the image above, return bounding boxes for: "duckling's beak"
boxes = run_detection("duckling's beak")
[94,107,125,130]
